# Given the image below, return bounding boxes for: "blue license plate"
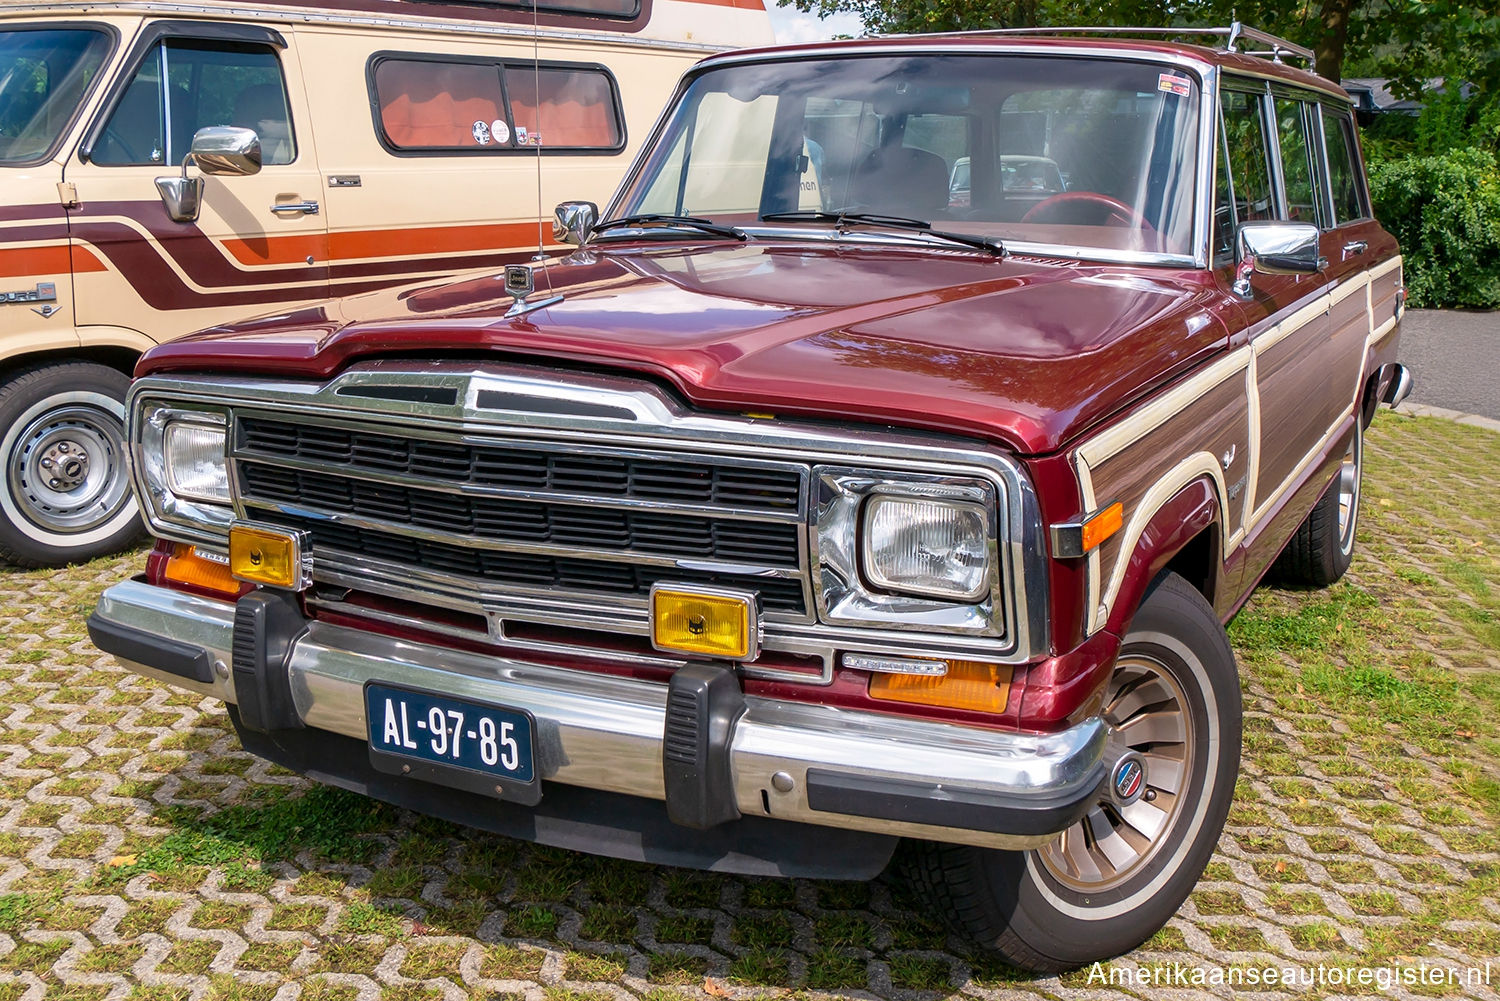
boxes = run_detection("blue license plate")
[365,683,536,788]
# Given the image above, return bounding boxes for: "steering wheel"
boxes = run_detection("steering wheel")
[100,125,146,164]
[1021,191,1154,231]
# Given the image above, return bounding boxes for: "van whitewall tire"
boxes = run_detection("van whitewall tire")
[901,573,1242,972]
[0,362,145,568]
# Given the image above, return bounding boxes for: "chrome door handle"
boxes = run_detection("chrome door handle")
[1342,240,1367,256]
[270,201,319,215]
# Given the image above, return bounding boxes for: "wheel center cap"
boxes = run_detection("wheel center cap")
[38,439,90,491]
[1109,752,1146,807]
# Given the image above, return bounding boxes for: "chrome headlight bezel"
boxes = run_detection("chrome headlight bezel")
[134,400,233,544]
[811,467,1005,638]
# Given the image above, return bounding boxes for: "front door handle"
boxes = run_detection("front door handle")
[271,201,319,215]
[1342,240,1367,256]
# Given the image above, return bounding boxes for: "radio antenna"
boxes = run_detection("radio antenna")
[531,0,547,265]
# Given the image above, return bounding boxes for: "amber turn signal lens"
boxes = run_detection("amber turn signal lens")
[651,587,756,660]
[164,544,241,596]
[228,525,304,590]
[868,659,1012,713]
[1081,501,1124,552]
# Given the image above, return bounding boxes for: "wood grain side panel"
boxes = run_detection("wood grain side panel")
[1327,284,1371,423]
[1087,376,1250,606]
[1254,317,1329,506]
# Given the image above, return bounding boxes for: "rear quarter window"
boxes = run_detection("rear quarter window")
[370,54,623,154]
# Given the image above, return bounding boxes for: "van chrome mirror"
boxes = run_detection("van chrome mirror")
[190,126,262,177]
[154,127,263,223]
[1233,221,1324,298]
[553,201,599,245]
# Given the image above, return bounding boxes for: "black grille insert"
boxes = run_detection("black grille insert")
[263,513,807,613]
[239,418,802,510]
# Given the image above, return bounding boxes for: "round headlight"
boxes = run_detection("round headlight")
[862,495,991,601]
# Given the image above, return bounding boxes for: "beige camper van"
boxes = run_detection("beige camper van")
[0,0,771,567]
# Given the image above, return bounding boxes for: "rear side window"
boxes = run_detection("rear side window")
[372,55,623,153]
[1322,107,1368,223]
[1274,97,1321,225]
[92,40,295,166]
[1220,88,1276,222]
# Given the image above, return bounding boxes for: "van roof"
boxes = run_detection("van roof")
[1,0,768,52]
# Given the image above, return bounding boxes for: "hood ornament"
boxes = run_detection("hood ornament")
[502,264,563,319]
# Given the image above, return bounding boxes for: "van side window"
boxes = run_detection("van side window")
[371,56,623,153]
[1220,88,1276,222]
[504,66,622,149]
[1274,97,1321,225]
[1322,107,1368,223]
[93,40,294,166]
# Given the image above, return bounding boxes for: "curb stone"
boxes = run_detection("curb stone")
[1394,401,1500,433]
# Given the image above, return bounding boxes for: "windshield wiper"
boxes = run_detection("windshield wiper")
[591,214,746,241]
[760,209,1005,256]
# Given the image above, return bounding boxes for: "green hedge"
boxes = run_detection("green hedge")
[1368,147,1500,310]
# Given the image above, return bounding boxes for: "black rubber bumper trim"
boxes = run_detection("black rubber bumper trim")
[804,763,1106,839]
[86,611,213,684]
[229,706,897,880]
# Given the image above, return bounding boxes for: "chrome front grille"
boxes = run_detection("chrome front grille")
[231,415,812,616]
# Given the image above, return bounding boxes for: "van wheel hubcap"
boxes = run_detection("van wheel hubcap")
[1036,656,1195,892]
[8,405,129,534]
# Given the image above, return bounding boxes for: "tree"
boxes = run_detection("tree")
[782,0,1500,107]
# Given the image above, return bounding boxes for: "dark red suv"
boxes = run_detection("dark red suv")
[90,23,1410,971]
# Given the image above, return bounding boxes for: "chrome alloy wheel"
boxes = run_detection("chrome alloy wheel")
[1036,655,1195,891]
[5,400,130,537]
[1336,430,1361,556]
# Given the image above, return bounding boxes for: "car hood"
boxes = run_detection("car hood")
[139,240,1234,455]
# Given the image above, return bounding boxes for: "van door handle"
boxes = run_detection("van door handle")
[1342,240,1367,256]
[271,201,319,215]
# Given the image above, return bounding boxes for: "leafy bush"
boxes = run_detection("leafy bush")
[1368,146,1500,309]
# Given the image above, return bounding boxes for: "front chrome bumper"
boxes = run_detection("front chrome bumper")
[91,579,1107,852]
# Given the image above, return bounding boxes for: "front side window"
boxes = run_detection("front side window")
[0,27,112,165]
[1322,107,1368,223]
[372,56,622,152]
[1220,87,1275,222]
[92,40,294,166]
[622,55,1203,259]
[1275,97,1321,225]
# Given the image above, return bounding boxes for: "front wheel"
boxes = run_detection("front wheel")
[0,362,145,568]
[902,573,1242,972]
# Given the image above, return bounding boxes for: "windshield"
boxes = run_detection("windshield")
[620,54,1202,259]
[0,27,111,165]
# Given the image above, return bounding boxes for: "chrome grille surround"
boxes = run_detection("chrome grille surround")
[126,361,1049,682]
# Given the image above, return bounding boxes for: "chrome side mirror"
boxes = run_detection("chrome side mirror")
[553,201,599,246]
[154,127,262,223]
[190,126,262,177]
[1233,221,1324,298]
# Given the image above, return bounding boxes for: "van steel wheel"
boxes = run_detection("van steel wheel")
[1270,422,1361,588]
[0,363,144,568]
[902,573,1241,972]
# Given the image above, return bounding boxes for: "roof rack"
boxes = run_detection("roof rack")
[884,21,1317,67]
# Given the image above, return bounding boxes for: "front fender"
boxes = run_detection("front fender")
[1102,476,1222,637]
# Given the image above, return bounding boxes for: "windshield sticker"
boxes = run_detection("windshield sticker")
[472,120,492,145]
[1158,73,1192,97]
[515,125,529,145]
[492,120,511,145]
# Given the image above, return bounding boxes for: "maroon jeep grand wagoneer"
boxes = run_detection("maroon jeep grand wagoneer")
[91,24,1411,970]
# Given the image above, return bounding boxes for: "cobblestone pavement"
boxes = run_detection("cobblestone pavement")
[1,412,1497,1001]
